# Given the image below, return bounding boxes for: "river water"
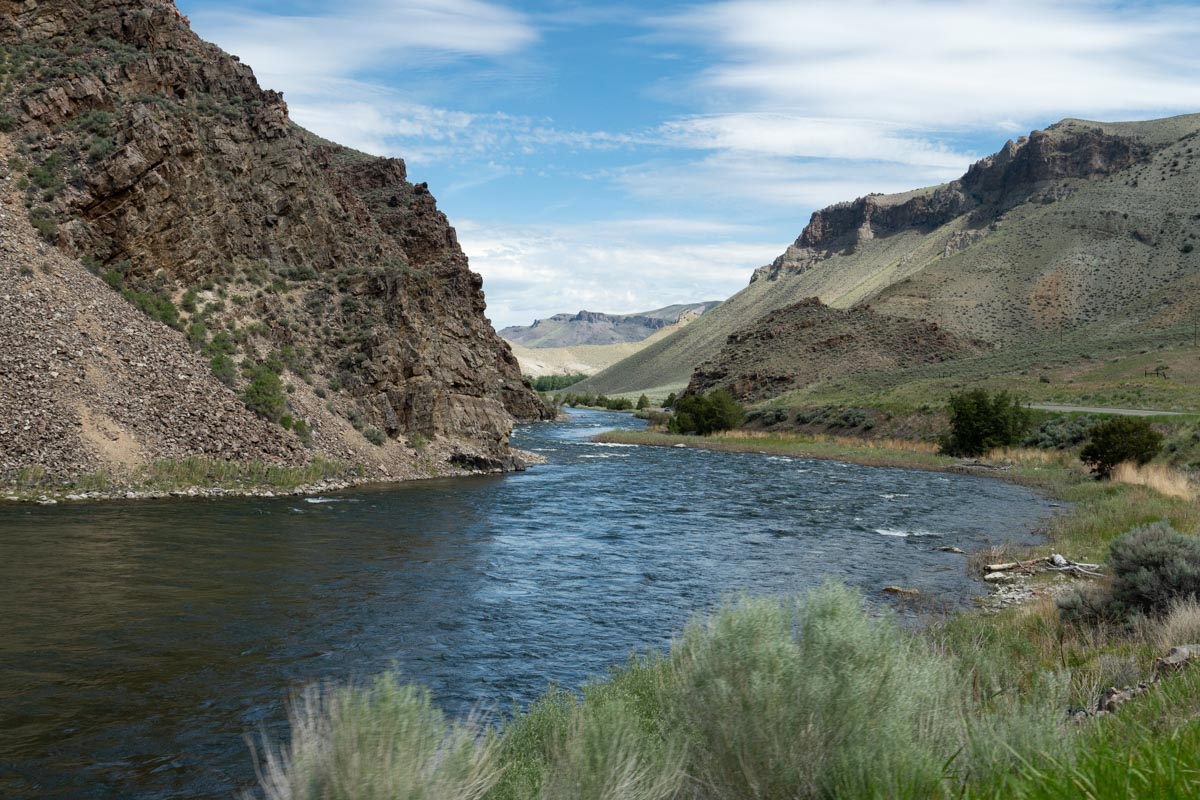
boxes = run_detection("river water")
[0,410,1053,799]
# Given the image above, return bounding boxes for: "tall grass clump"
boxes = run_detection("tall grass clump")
[252,675,499,800]
[1111,462,1196,502]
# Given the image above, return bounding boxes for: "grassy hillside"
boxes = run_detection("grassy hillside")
[581,114,1200,400]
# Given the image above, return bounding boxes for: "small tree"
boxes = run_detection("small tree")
[1080,417,1163,478]
[664,392,677,409]
[940,389,1029,457]
[636,394,650,410]
[242,365,287,422]
[669,389,745,435]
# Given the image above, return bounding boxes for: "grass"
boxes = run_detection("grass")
[254,676,499,800]
[139,457,352,492]
[3,457,357,500]
[594,429,956,472]
[1112,462,1197,501]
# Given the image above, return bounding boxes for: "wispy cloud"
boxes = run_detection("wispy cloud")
[190,0,537,82]
[609,151,957,211]
[659,114,975,168]
[654,0,1200,128]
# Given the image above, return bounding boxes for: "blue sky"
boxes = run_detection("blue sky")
[178,0,1200,328]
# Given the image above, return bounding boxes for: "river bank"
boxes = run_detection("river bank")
[0,447,549,505]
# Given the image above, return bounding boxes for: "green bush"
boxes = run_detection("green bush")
[364,427,386,446]
[940,389,1030,457]
[28,206,57,242]
[636,394,650,410]
[241,365,287,422]
[1080,417,1164,478]
[1023,414,1098,450]
[668,389,745,435]
[1108,522,1200,616]
[121,287,180,329]
[209,354,235,387]
[600,396,633,411]
[186,321,207,350]
[204,331,235,357]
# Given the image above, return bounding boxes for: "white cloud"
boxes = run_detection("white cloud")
[189,0,537,83]
[610,151,958,211]
[456,218,782,328]
[659,113,975,168]
[655,0,1200,128]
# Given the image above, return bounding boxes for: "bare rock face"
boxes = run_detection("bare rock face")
[0,0,550,483]
[754,123,1150,283]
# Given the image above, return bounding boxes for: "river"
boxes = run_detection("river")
[0,410,1053,799]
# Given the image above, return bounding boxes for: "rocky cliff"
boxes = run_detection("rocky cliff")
[754,123,1150,283]
[0,0,549,487]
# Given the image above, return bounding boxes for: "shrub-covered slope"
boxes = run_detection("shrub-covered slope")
[687,298,990,402]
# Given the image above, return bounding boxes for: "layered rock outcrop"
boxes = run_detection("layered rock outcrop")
[754,123,1150,283]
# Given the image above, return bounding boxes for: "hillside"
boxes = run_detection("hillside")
[0,0,549,488]
[579,114,1200,399]
[506,313,709,377]
[499,301,720,348]
[687,298,990,402]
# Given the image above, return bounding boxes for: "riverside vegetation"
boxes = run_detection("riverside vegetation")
[254,393,1200,799]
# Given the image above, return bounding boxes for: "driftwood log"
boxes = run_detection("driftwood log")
[984,553,1103,578]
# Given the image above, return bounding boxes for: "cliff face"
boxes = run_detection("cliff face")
[0,0,549,484]
[755,123,1150,282]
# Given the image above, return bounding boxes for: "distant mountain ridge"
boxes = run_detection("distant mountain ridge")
[500,301,722,348]
[577,113,1200,400]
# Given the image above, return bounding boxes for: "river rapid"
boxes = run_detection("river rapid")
[0,410,1054,799]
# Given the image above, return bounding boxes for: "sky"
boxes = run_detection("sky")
[177,0,1200,329]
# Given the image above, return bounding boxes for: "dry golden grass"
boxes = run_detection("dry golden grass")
[985,447,1058,465]
[815,434,941,454]
[719,429,940,454]
[1139,598,1200,651]
[1111,462,1197,502]
[717,430,773,440]
[965,542,1014,577]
